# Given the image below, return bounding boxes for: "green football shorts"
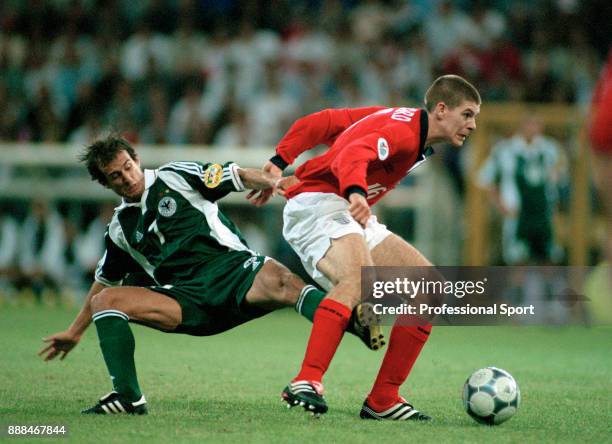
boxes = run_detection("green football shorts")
[151,252,271,336]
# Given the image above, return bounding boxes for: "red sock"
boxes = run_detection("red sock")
[367,316,432,411]
[293,299,352,383]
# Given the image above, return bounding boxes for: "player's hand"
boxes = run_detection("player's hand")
[275,175,299,196]
[348,193,371,228]
[38,331,80,362]
[246,161,283,207]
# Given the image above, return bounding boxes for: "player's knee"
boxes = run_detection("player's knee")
[91,289,127,314]
[257,260,302,306]
[276,268,302,305]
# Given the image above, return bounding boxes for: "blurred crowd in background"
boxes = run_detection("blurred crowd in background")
[0,199,113,302]
[0,0,610,306]
[0,0,610,146]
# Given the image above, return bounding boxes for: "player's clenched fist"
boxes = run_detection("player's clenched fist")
[275,175,299,195]
[348,193,371,228]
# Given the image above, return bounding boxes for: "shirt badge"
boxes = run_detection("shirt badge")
[158,196,177,217]
[203,164,223,188]
[377,138,389,161]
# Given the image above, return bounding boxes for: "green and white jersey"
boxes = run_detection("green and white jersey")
[95,161,254,287]
[478,135,561,217]
[478,135,564,263]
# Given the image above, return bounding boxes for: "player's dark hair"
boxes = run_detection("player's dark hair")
[424,75,481,112]
[79,136,137,186]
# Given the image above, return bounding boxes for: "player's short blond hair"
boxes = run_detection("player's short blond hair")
[424,75,481,112]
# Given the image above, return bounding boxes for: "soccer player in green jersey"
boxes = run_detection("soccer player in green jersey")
[38,136,382,415]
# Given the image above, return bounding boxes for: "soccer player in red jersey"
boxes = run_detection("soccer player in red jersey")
[250,75,481,419]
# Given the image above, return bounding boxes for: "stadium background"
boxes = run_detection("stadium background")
[0,1,610,442]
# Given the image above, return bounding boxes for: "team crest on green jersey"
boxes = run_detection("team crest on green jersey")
[203,164,223,188]
[158,196,177,217]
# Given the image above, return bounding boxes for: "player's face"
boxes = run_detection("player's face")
[441,100,480,147]
[100,150,145,202]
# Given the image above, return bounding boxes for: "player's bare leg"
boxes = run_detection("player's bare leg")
[245,258,384,349]
[360,234,433,421]
[316,234,374,306]
[244,259,307,309]
[80,287,182,415]
[91,286,182,331]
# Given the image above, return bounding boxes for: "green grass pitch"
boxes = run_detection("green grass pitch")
[1,305,610,443]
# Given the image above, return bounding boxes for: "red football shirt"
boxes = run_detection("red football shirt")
[275,107,431,205]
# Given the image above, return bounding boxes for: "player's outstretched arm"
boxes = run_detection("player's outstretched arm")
[239,166,279,190]
[38,281,107,362]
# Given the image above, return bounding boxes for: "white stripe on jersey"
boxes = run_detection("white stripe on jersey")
[141,186,150,215]
[107,217,159,283]
[182,161,206,172]
[162,161,204,177]
[157,170,254,254]
[94,250,123,287]
[220,163,243,190]
[169,161,205,173]
[228,163,245,191]
[163,164,201,177]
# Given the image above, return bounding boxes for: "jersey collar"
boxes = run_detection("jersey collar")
[418,109,434,159]
[144,169,157,189]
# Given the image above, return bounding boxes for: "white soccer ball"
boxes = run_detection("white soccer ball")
[462,367,520,425]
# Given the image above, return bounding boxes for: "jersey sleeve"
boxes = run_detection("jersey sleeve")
[94,231,143,286]
[159,161,244,202]
[275,107,386,166]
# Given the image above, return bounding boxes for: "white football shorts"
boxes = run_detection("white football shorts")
[283,192,392,290]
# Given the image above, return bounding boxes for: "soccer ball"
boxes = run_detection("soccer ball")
[462,367,520,425]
